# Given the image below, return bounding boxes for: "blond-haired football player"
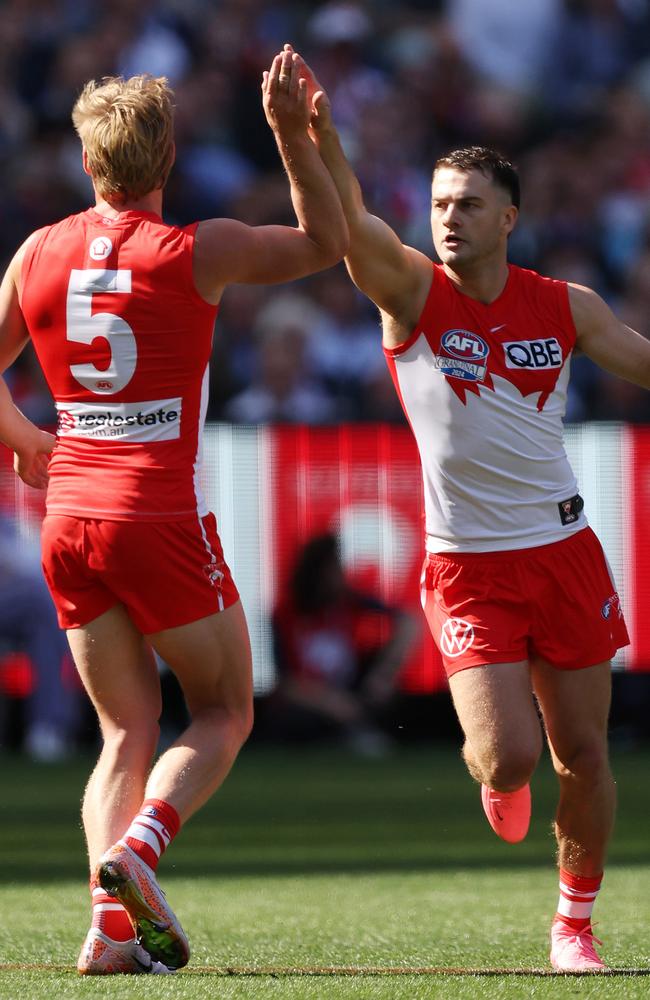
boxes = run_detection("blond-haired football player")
[0,50,347,975]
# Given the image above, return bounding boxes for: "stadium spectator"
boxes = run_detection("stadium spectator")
[300,48,650,972]
[270,532,418,755]
[0,49,347,977]
[542,0,643,119]
[302,269,388,413]
[0,520,78,761]
[446,0,560,97]
[305,2,388,137]
[224,293,338,424]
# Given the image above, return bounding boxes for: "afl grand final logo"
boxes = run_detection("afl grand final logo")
[434,330,489,382]
[440,617,475,657]
[89,236,113,260]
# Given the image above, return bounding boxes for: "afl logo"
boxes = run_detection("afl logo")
[434,330,489,383]
[441,330,488,361]
[89,236,113,261]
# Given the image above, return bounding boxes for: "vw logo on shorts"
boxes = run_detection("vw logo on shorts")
[440,617,475,657]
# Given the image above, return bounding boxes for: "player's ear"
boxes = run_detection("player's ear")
[81,147,91,177]
[503,205,518,236]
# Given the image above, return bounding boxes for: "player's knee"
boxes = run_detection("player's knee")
[237,700,255,743]
[483,748,539,792]
[101,718,160,762]
[224,701,254,749]
[553,740,610,784]
[193,701,253,750]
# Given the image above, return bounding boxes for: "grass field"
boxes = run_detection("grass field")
[1,741,650,999]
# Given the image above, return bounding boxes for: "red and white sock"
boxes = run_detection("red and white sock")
[90,879,133,942]
[121,798,181,872]
[555,868,603,930]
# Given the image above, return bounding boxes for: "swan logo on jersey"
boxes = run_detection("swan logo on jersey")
[55,398,182,440]
[434,330,489,382]
[57,409,77,433]
[503,338,562,369]
[89,236,113,261]
[602,593,622,621]
[440,617,475,657]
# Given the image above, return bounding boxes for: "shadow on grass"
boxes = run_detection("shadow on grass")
[1,745,649,884]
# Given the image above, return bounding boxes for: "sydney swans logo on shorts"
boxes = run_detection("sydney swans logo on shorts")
[203,562,225,588]
[55,398,182,441]
[440,617,475,657]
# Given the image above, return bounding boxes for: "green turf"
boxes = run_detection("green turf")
[1,742,649,999]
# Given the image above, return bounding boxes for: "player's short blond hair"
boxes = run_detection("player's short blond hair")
[72,75,174,202]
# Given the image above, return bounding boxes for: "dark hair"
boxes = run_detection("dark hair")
[434,147,520,209]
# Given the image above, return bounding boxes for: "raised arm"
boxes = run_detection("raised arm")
[569,283,650,387]
[193,46,348,301]
[295,53,431,328]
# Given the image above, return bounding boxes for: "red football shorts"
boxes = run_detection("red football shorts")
[41,512,240,633]
[420,527,629,677]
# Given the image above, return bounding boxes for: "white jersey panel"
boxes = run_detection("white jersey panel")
[392,331,585,552]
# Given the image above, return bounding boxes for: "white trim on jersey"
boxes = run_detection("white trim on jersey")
[392,333,585,552]
[193,362,224,610]
[192,364,210,518]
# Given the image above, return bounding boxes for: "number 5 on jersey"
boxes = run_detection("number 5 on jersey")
[66,269,136,394]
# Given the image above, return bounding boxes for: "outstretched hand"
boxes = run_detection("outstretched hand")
[262,43,310,138]
[290,51,333,140]
[262,44,332,142]
[14,428,55,489]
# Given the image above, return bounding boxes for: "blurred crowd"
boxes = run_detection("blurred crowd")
[4,0,650,425]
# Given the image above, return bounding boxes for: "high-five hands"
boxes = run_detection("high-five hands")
[262,44,332,140]
[289,49,332,139]
[262,43,310,137]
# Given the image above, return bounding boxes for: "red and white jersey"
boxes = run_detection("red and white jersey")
[384,263,586,552]
[20,208,218,520]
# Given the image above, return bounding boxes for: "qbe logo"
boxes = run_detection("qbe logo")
[440,617,475,657]
[503,338,562,370]
[435,329,489,382]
